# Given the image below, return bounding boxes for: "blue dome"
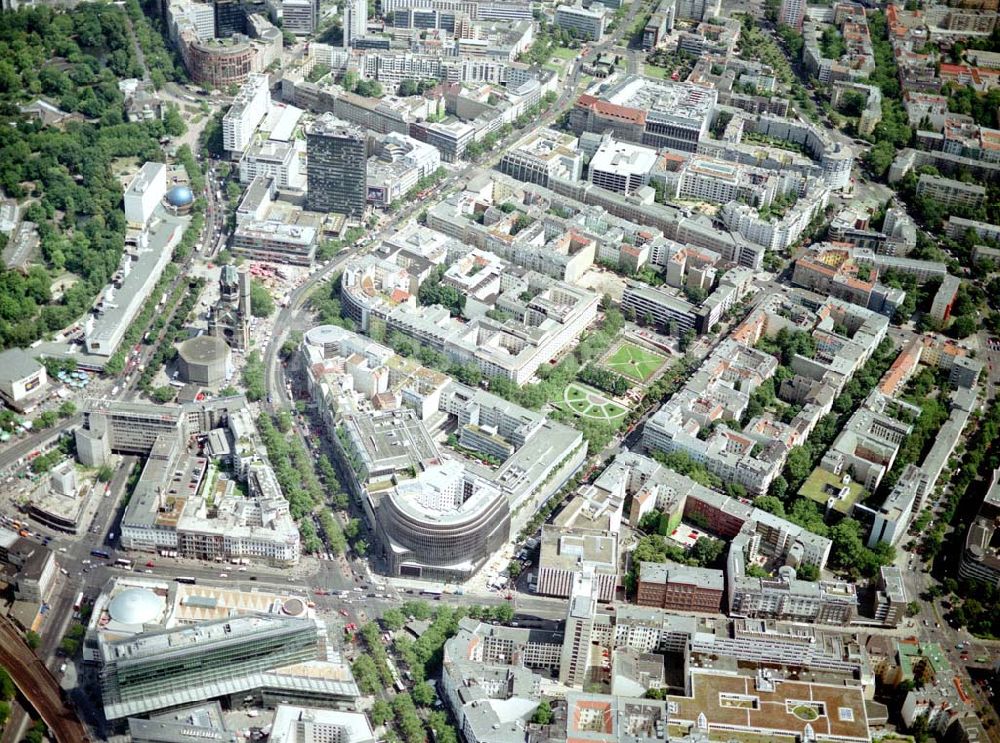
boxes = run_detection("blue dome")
[166,185,194,206]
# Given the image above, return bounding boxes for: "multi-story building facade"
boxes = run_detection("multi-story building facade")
[779,0,806,30]
[342,0,367,47]
[554,3,607,41]
[621,284,697,336]
[915,173,986,209]
[281,0,316,34]
[75,398,301,566]
[587,137,657,194]
[559,571,600,687]
[306,113,367,218]
[223,74,270,154]
[536,526,618,602]
[729,572,859,625]
[239,139,302,189]
[98,615,356,720]
[123,162,167,229]
[635,561,724,613]
[231,220,317,265]
[570,77,717,153]
[498,128,583,187]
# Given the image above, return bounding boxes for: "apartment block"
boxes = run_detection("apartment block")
[915,173,986,209]
[223,74,270,154]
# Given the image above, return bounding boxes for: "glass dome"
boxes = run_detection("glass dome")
[166,185,194,206]
[108,588,162,625]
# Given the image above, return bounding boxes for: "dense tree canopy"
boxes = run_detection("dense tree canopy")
[0,4,173,350]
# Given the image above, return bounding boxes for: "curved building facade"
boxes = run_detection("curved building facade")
[375,461,511,581]
[184,37,257,87]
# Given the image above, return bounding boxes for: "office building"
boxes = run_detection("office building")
[375,460,512,581]
[302,325,586,581]
[232,219,317,265]
[730,566,859,625]
[306,113,367,218]
[83,215,186,361]
[960,468,1000,587]
[498,128,583,187]
[642,0,674,49]
[570,76,717,153]
[874,566,907,627]
[675,0,720,21]
[554,3,607,41]
[239,139,302,189]
[409,118,475,162]
[342,0,367,47]
[223,74,270,154]
[281,0,316,34]
[636,561,724,613]
[128,702,239,743]
[124,162,167,228]
[76,398,302,565]
[214,0,244,37]
[166,0,217,40]
[587,137,658,194]
[85,575,320,661]
[99,615,357,720]
[536,526,618,602]
[0,349,47,413]
[621,284,697,336]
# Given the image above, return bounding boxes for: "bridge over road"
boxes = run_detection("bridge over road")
[0,617,90,743]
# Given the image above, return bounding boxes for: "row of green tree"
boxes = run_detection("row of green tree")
[464,91,558,160]
[256,412,326,521]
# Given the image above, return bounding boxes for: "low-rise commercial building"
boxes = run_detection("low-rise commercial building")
[536,526,618,602]
[0,349,47,413]
[231,219,317,265]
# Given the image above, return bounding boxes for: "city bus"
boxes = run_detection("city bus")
[174,576,197,585]
[115,558,134,570]
[73,592,84,613]
[420,589,442,597]
[90,549,110,560]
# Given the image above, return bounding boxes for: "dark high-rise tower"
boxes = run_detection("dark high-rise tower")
[214,0,245,37]
[306,113,367,219]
